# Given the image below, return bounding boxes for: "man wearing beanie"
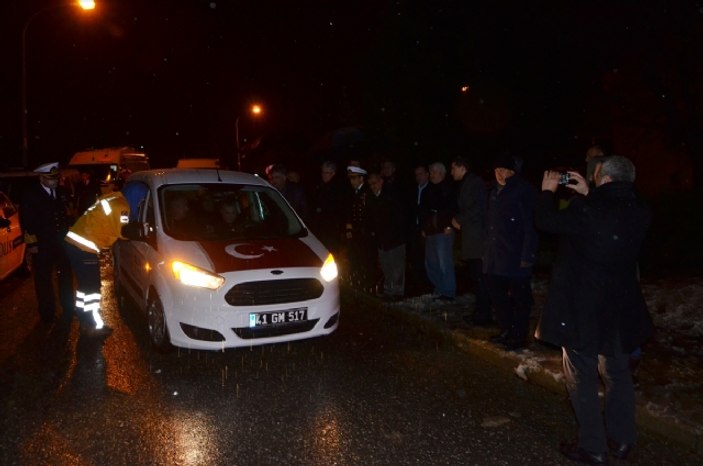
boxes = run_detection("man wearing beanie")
[483,153,538,350]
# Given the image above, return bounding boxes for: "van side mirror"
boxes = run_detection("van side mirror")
[121,221,143,240]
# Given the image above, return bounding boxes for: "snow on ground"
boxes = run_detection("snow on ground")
[389,273,703,428]
[642,281,703,339]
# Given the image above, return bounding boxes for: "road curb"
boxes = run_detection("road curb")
[343,288,703,456]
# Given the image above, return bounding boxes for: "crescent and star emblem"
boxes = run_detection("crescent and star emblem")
[225,244,277,260]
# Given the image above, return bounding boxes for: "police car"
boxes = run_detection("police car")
[113,169,340,352]
[0,190,28,280]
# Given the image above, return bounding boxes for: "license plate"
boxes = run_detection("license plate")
[249,308,308,327]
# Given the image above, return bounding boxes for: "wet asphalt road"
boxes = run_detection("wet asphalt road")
[0,267,700,465]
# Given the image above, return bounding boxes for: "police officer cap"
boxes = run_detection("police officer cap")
[347,166,367,175]
[34,162,60,177]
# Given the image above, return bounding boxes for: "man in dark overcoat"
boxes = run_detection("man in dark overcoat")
[20,162,75,323]
[366,172,406,300]
[311,161,347,254]
[534,155,653,464]
[450,156,491,324]
[483,154,538,349]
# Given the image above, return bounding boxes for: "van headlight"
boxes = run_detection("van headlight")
[172,261,225,289]
[319,254,338,282]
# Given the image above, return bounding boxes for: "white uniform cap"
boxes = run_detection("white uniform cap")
[33,162,60,177]
[347,166,367,175]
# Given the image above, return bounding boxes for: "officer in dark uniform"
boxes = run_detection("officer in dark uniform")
[343,165,376,291]
[21,162,75,323]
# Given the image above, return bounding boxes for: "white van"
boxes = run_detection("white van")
[113,169,340,352]
[68,147,149,193]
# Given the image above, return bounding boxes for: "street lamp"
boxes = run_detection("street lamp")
[21,1,96,169]
[235,103,264,171]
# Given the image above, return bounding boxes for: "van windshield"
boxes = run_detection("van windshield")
[160,183,306,241]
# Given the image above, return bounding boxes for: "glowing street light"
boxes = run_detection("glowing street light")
[21,1,96,168]
[235,103,264,171]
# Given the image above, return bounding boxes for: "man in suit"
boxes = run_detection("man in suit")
[21,162,74,323]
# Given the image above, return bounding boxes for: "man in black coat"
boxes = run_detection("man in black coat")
[535,155,653,464]
[311,161,347,254]
[406,164,431,295]
[450,156,491,324]
[366,172,406,300]
[20,162,75,323]
[483,154,538,349]
[422,162,457,301]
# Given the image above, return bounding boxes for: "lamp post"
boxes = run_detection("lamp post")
[235,103,263,171]
[20,1,96,169]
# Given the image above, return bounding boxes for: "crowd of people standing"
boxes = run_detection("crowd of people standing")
[266,152,542,351]
[275,149,652,463]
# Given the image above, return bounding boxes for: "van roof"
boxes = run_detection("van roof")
[127,168,268,189]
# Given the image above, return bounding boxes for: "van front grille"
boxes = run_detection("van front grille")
[224,278,324,306]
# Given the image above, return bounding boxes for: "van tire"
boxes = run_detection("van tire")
[112,254,130,312]
[147,292,173,353]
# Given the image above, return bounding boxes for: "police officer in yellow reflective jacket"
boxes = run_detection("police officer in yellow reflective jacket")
[64,191,129,337]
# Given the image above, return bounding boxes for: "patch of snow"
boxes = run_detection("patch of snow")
[641,282,703,338]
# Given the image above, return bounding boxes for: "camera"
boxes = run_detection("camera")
[558,172,571,185]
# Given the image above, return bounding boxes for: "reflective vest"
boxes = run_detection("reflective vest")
[65,192,130,253]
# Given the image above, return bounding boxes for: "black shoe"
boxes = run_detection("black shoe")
[607,439,632,460]
[559,442,609,465]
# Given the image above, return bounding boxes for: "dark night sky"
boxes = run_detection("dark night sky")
[1,0,701,188]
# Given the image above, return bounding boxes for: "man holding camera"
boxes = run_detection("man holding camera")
[535,156,653,464]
